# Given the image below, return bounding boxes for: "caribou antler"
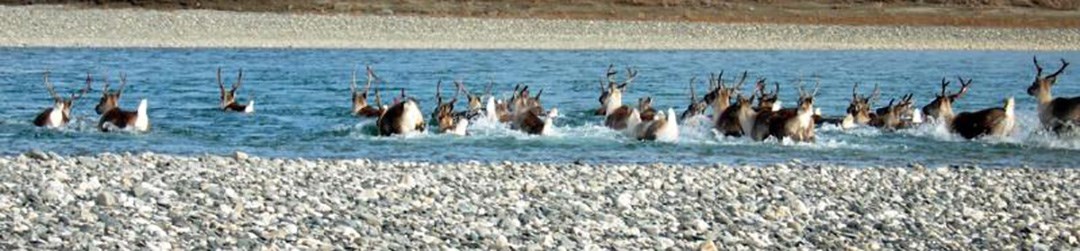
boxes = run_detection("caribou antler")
[1034,56,1045,77]
[734,71,748,91]
[869,83,881,104]
[102,72,111,94]
[350,66,358,94]
[373,88,383,107]
[43,71,61,102]
[939,77,950,97]
[72,73,92,101]
[232,69,243,92]
[455,80,470,98]
[605,64,617,84]
[1048,58,1070,80]
[952,76,972,101]
[450,80,462,103]
[217,68,226,96]
[708,73,717,90]
[365,65,376,94]
[689,76,698,103]
[716,70,726,90]
[852,82,860,100]
[117,72,128,96]
[435,80,444,104]
[620,67,637,90]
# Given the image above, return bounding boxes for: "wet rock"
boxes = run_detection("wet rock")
[25,149,49,160]
[234,151,249,161]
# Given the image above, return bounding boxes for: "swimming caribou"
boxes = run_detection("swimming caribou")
[33,72,92,128]
[599,65,639,130]
[840,83,879,129]
[751,81,819,142]
[95,73,150,132]
[508,85,556,135]
[16,56,1076,144]
[1028,57,1077,134]
[922,77,972,123]
[951,97,1016,139]
[217,68,254,113]
[431,80,469,136]
[351,65,385,118]
[678,76,708,121]
[376,82,425,136]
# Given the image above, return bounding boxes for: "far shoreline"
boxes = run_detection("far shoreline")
[4,45,1079,52]
[1,6,1078,50]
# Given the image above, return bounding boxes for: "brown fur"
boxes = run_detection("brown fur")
[754,80,779,112]
[515,107,547,135]
[638,117,669,141]
[922,77,971,122]
[432,80,465,133]
[217,68,251,112]
[455,80,487,119]
[637,97,656,121]
[94,73,145,131]
[596,64,637,119]
[702,71,746,120]
[509,86,549,134]
[95,73,126,116]
[98,109,142,132]
[1028,57,1078,133]
[33,108,64,127]
[847,83,878,126]
[33,72,91,127]
[952,109,1007,139]
[951,98,1014,139]
[351,66,384,118]
[605,106,632,130]
[716,95,755,137]
[376,99,424,136]
[871,94,916,131]
[751,84,818,142]
[679,76,707,120]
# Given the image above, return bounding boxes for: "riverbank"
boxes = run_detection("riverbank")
[1,5,1078,50]
[1,151,1076,249]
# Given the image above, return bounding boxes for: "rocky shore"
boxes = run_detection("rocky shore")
[0,151,1077,249]
[2,5,1079,50]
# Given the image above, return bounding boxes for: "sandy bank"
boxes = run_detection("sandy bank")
[1,5,1078,50]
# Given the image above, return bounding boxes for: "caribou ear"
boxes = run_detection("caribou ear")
[618,83,628,90]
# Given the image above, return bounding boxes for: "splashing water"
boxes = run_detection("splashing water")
[1,48,1079,167]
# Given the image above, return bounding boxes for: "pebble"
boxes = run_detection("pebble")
[1,5,1077,50]
[0,154,1074,249]
[699,240,718,251]
[25,150,50,161]
[97,192,116,207]
[234,151,249,161]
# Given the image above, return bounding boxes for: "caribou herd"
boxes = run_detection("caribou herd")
[29,57,1077,144]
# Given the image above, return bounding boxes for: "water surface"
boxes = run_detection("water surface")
[1,48,1078,167]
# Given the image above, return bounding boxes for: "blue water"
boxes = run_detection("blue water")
[1,48,1079,167]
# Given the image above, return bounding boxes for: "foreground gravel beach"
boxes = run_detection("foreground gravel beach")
[2,5,1080,50]
[1,151,1077,249]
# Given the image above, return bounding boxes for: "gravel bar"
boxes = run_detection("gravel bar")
[2,5,1079,50]
[0,151,1077,249]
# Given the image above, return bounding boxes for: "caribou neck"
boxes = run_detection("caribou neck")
[604,92,623,115]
